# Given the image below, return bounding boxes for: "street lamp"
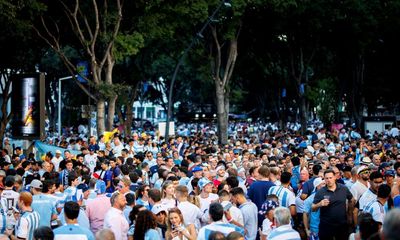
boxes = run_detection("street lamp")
[58,75,77,137]
[164,0,231,139]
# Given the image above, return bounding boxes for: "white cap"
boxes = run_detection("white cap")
[313,177,324,188]
[55,150,62,154]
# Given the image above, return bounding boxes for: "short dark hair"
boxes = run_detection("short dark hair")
[370,171,383,181]
[64,201,80,220]
[148,189,161,202]
[230,187,245,196]
[125,193,135,206]
[209,202,224,222]
[33,226,54,240]
[226,176,239,188]
[377,184,391,199]
[313,164,322,175]
[280,172,292,184]
[324,169,335,176]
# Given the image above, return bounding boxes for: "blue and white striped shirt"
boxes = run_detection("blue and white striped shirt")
[268,186,296,208]
[16,210,40,240]
[197,221,244,240]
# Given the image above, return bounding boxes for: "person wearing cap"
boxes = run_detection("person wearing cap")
[84,146,98,174]
[229,187,257,240]
[213,165,226,188]
[103,191,129,240]
[259,199,279,240]
[186,165,203,194]
[86,180,111,234]
[384,169,395,187]
[303,177,325,239]
[53,201,94,240]
[350,165,371,201]
[51,150,63,172]
[30,179,57,227]
[197,177,218,226]
[148,189,168,238]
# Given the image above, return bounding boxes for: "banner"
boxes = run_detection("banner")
[34,141,81,160]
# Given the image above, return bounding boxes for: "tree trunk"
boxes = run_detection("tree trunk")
[107,95,117,131]
[216,83,228,145]
[97,98,106,135]
[125,103,133,137]
[300,96,308,135]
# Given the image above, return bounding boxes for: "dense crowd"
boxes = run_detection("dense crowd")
[0,121,400,240]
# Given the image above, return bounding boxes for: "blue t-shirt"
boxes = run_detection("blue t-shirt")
[304,193,320,233]
[53,224,95,240]
[31,194,57,227]
[248,180,275,226]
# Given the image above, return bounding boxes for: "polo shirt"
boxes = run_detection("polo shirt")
[53,224,95,240]
[313,183,353,229]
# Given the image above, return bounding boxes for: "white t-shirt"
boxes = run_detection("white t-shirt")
[178,201,202,229]
[84,154,98,173]
[1,189,19,210]
[51,156,64,172]
[199,193,219,225]
[262,218,275,237]
[221,201,244,226]
[350,181,370,201]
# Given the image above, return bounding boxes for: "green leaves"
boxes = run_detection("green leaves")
[113,32,145,62]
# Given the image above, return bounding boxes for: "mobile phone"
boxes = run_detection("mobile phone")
[224,203,232,211]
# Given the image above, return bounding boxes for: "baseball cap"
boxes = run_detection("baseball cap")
[55,150,62,154]
[313,177,325,188]
[191,166,203,173]
[259,200,279,215]
[215,165,225,172]
[30,179,43,189]
[151,204,168,215]
[198,178,213,190]
[357,165,370,175]
[88,145,96,152]
[95,180,106,194]
[385,169,396,177]
[380,162,391,169]
[0,170,6,177]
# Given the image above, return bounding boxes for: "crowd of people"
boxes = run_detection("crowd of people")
[0,121,400,240]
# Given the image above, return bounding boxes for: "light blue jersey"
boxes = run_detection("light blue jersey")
[53,224,95,240]
[32,194,57,227]
[198,221,245,240]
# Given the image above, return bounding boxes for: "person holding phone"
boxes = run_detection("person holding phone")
[165,208,196,240]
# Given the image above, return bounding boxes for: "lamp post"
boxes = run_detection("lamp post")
[58,75,76,137]
[164,0,231,139]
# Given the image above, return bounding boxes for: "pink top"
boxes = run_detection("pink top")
[86,194,111,233]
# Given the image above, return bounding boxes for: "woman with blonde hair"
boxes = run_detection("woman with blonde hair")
[165,208,197,240]
[161,180,177,209]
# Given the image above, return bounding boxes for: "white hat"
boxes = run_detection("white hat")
[357,165,369,175]
[151,204,168,215]
[55,150,62,154]
[313,177,324,188]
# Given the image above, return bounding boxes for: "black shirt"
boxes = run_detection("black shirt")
[313,183,353,227]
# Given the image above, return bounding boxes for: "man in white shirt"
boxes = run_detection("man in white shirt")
[104,192,129,240]
[198,178,219,226]
[51,150,63,172]
[350,166,370,201]
[176,185,203,229]
[85,148,98,174]
[218,190,244,227]
[112,137,124,157]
